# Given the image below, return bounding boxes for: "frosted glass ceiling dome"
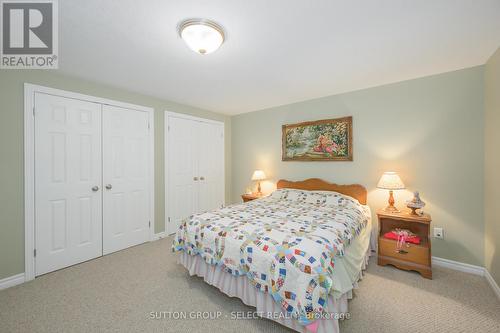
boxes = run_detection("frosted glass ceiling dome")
[178,19,225,55]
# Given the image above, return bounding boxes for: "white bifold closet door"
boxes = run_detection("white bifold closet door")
[34,93,150,276]
[166,114,224,234]
[197,121,224,213]
[102,105,150,255]
[34,93,103,276]
[167,116,196,233]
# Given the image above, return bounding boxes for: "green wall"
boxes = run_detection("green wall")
[0,71,231,280]
[231,66,485,266]
[484,47,500,285]
[0,65,492,280]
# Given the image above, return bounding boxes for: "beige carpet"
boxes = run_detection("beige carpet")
[1,237,499,333]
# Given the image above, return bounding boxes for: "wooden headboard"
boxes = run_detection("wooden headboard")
[276,178,367,205]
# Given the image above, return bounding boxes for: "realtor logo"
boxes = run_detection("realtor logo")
[1,0,58,69]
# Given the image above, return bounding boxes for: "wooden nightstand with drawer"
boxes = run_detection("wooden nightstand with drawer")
[377,209,432,279]
[241,193,262,202]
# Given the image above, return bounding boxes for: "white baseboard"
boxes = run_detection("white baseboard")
[432,256,500,300]
[432,256,485,276]
[0,273,25,290]
[152,232,166,241]
[484,269,500,300]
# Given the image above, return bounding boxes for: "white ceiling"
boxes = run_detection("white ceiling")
[59,0,500,115]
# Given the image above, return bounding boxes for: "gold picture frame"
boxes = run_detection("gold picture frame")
[282,116,353,161]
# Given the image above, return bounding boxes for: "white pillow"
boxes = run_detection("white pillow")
[270,188,360,208]
[304,192,326,204]
[268,188,286,200]
[269,188,306,202]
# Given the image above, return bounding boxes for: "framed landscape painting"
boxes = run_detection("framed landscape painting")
[282,116,353,161]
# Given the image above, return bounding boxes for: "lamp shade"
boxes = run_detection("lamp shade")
[251,170,266,181]
[377,172,405,190]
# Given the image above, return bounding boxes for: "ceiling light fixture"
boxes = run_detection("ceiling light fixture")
[178,19,225,55]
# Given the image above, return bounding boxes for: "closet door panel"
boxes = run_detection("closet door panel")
[197,122,224,213]
[166,116,197,234]
[34,93,102,276]
[102,105,150,255]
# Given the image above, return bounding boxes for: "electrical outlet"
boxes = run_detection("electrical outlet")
[433,227,444,239]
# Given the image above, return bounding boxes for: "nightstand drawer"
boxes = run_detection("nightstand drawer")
[379,238,429,265]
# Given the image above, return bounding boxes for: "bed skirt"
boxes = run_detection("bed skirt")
[178,249,371,333]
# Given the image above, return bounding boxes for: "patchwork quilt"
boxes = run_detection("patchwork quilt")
[172,188,370,328]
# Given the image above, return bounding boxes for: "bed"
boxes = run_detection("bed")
[173,178,372,333]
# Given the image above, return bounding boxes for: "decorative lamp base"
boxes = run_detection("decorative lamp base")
[384,190,400,213]
[384,205,401,213]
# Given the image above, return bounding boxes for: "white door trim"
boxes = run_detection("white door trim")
[24,83,155,281]
[164,111,225,235]
[165,111,224,126]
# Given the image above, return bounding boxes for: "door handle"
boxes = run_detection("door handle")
[193,177,198,181]
[91,186,99,192]
[105,184,112,190]
[200,176,205,181]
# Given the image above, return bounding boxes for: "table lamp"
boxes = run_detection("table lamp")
[377,171,405,213]
[251,170,266,195]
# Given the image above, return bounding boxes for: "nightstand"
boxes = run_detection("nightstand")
[377,209,432,279]
[241,193,262,202]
